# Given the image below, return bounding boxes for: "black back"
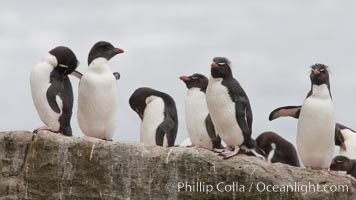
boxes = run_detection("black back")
[330,156,356,178]
[256,132,300,167]
[180,73,209,92]
[307,63,331,98]
[210,57,254,148]
[88,41,124,65]
[129,87,178,147]
[49,46,79,75]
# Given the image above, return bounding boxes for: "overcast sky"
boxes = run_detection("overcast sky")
[0,0,355,149]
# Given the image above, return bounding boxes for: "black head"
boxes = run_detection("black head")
[330,156,353,173]
[310,64,330,86]
[88,41,124,65]
[129,87,155,120]
[210,57,233,79]
[49,46,79,76]
[179,73,209,92]
[335,123,346,151]
[255,132,277,157]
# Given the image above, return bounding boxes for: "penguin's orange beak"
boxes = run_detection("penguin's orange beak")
[211,62,218,69]
[114,48,124,54]
[341,143,347,151]
[179,76,190,81]
[313,69,320,75]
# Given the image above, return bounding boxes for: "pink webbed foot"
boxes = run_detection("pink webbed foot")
[33,126,58,134]
[220,146,240,159]
[214,145,233,153]
[213,148,225,153]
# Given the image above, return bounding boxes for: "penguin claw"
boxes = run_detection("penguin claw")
[220,147,240,159]
[33,126,58,134]
[214,148,225,153]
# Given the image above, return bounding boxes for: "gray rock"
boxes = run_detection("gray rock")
[0,131,355,200]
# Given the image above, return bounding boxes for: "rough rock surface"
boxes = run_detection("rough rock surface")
[0,131,355,200]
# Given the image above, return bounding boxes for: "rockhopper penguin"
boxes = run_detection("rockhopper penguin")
[129,87,178,147]
[77,41,124,140]
[269,64,335,170]
[30,46,79,136]
[206,57,258,159]
[180,73,222,150]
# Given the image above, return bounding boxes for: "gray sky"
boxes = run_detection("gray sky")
[0,0,355,148]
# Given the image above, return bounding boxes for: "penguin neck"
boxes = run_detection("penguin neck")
[187,87,206,97]
[88,57,111,73]
[309,84,332,99]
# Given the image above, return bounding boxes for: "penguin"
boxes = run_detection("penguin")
[335,123,356,159]
[269,64,335,170]
[206,57,258,159]
[77,41,124,140]
[180,73,222,150]
[30,46,79,136]
[129,87,178,147]
[255,131,300,167]
[330,156,356,178]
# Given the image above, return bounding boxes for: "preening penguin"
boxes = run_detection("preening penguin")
[255,131,300,167]
[180,73,222,150]
[206,57,258,158]
[269,64,335,170]
[30,46,79,136]
[129,87,178,147]
[77,41,124,141]
[330,156,356,178]
[335,123,356,159]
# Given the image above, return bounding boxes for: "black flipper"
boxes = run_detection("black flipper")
[155,118,177,147]
[70,70,83,79]
[269,106,302,121]
[46,69,73,136]
[46,72,64,114]
[205,114,222,149]
[235,95,254,148]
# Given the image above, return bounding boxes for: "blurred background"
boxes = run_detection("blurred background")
[0,0,355,151]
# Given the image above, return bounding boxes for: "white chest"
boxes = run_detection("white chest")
[297,84,335,168]
[206,78,243,146]
[185,88,212,149]
[140,96,165,146]
[77,58,118,140]
[30,60,61,130]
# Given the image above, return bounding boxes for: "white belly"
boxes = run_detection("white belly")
[338,129,356,159]
[206,78,243,147]
[78,69,118,140]
[185,88,213,149]
[297,91,335,168]
[140,96,166,146]
[30,61,61,130]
